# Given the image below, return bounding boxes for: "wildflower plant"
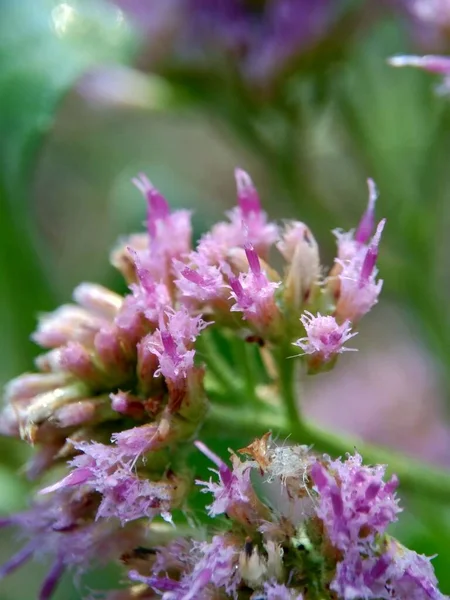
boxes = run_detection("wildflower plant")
[1,167,449,600]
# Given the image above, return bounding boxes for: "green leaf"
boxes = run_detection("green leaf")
[0,0,136,383]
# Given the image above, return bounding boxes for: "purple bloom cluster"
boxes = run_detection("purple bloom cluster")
[111,436,445,599]
[0,168,393,598]
[115,0,359,87]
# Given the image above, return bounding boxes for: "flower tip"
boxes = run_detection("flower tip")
[235,168,261,215]
[387,55,419,68]
[366,178,378,209]
[194,440,226,471]
[373,218,386,245]
[355,179,379,244]
[388,55,450,75]
[234,168,253,191]
[132,172,170,224]
[132,172,153,194]
[194,439,210,456]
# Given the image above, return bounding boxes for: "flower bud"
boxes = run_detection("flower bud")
[59,342,105,385]
[94,327,135,379]
[110,233,148,283]
[21,382,89,432]
[277,221,320,311]
[110,391,147,419]
[33,305,107,348]
[293,311,357,371]
[73,283,123,319]
[4,372,69,404]
[52,397,118,429]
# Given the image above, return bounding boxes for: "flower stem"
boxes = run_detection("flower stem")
[197,334,244,397]
[276,344,302,426]
[205,403,450,505]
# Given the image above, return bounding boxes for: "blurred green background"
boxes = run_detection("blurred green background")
[2,0,450,597]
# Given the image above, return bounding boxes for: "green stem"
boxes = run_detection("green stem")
[276,345,302,426]
[196,334,244,397]
[205,403,450,504]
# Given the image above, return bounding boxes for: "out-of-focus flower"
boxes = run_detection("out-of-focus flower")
[396,0,450,51]
[115,0,364,89]
[389,54,450,93]
[0,488,144,600]
[304,332,450,467]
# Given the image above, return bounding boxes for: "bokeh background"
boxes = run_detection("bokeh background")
[2,0,450,597]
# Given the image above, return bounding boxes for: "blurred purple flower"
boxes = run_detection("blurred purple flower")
[396,0,450,51]
[304,334,450,467]
[116,0,359,86]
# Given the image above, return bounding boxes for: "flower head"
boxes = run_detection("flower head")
[173,255,227,307]
[229,243,281,334]
[311,452,401,551]
[196,169,278,264]
[0,171,393,598]
[293,311,357,362]
[40,439,182,525]
[195,440,270,525]
[116,0,361,89]
[146,307,209,391]
[334,219,385,323]
[333,178,378,263]
[132,173,192,283]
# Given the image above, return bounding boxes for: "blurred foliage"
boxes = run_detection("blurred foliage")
[2,0,450,597]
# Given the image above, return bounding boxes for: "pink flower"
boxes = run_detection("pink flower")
[73,283,123,319]
[173,254,227,305]
[276,221,320,309]
[229,243,280,332]
[195,440,269,525]
[32,304,108,348]
[276,221,318,263]
[334,219,385,323]
[181,536,240,599]
[146,307,209,387]
[333,178,378,263]
[116,246,172,329]
[133,173,192,282]
[40,440,177,525]
[293,311,357,361]
[195,169,278,264]
[311,453,400,552]
[232,168,279,258]
[263,580,304,600]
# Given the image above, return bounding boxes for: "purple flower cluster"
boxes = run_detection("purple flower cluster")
[116,0,359,86]
[1,169,387,597]
[112,436,445,599]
